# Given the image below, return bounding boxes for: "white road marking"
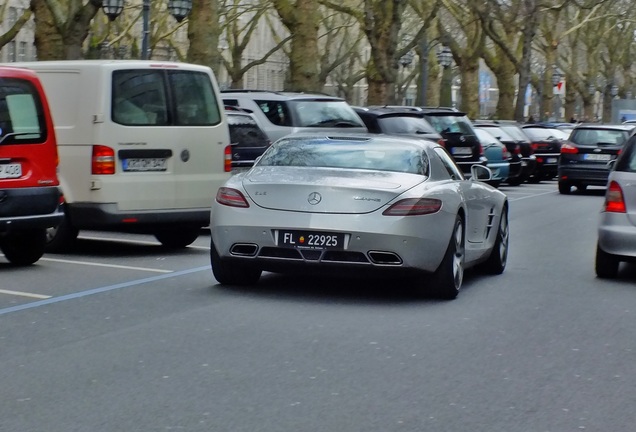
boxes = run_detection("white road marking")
[40,257,173,273]
[0,289,52,299]
[79,235,211,250]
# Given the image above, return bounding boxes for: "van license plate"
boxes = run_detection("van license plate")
[0,163,22,179]
[123,158,167,172]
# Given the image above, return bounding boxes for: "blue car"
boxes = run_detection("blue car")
[474,128,510,188]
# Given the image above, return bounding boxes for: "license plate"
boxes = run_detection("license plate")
[122,158,167,172]
[546,157,558,164]
[279,230,345,249]
[584,154,611,161]
[452,147,473,155]
[0,163,22,179]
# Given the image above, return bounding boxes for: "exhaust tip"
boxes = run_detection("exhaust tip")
[368,251,403,265]
[230,243,258,256]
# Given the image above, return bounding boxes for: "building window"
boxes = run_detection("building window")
[19,42,27,60]
[8,41,17,62]
[8,7,18,26]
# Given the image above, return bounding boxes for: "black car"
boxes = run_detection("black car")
[417,107,488,175]
[226,108,271,170]
[353,106,443,143]
[520,125,563,182]
[491,121,538,183]
[473,123,524,185]
[557,124,636,194]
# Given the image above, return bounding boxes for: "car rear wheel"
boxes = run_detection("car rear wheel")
[595,244,620,279]
[558,181,572,194]
[432,216,465,299]
[0,229,46,265]
[45,213,79,253]
[210,239,261,285]
[481,207,509,274]
[154,228,200,248]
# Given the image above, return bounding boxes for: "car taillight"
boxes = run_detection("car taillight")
[605,181,626,213]
[92,145,115,175]
[560,143,578,154]
[438,138,446,148]
[216,187,250,208]
[478,143,483,156]
[513,145,521,155]
[224,145,232,172]
[383,198,442,216]
[504,150,512,160]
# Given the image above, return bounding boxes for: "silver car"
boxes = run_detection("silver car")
[596,132,636,278]
[210,134,509,299]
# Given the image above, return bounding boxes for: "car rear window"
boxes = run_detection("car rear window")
[227,114,269,147]
[112,69,221,126]
[260,100,364,128]
[616,140,636,172]
[570,129,628,146]
[378,116,437,135]
[258,137,429,175]
[0,78,46,145]
[477,126,514,141]
[423,114,475,135]
[499,125,529,142]
[522,127,561,141]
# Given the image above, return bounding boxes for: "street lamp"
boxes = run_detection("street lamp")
[437,45,453,107]
[552,68,562,121]
[102,0,193,60]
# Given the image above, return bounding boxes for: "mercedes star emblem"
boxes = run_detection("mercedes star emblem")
[308,192,322,205]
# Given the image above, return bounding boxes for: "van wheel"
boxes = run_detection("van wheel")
[45,215,79,253]
[155,228,200,248]
[0,229,46,265]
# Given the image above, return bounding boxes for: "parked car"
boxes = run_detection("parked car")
[225,107,270,171]
[0,66,63,265]
[353,106,443,144]
[473,128,510,188]
[221,90,367,141]
[15,60,230,251]
[493,121,537,182]
[558,124,636,194]
[417,107,488,175]
[595,131,636,278]
[473,123,523,185]
[210,133,509,299]
[520,125,563,182]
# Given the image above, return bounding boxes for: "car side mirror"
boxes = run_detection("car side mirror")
[470,164,493,182]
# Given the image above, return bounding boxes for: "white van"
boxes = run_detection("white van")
[12,60,231,250]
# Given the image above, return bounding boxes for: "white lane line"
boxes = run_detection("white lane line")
[40,257,173,273]
[79,235,210,250]
[508,190,557,201]
[0,289,52,299]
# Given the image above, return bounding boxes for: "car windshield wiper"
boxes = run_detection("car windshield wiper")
[0,132,41,145]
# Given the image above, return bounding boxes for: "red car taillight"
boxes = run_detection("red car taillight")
[92,145,115,175]
[383,198,442,216]
[604,181,626,213]
[438,138,446,148]
[560,143,578,154]
[224,145,232,172]
[216,187,250,208]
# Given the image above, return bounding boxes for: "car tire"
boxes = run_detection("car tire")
[154,228,200,248]
[210,239,261,285]
[45,213,79,253]
[558,181,571,194]
[595,244,619,279]
[481,206,509,274]
[507,177,523,186]
[432,216,465,300]
[0,229,46,265]
[527,174,541,184]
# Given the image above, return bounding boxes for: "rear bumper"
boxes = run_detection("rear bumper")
[67,203,210,231]
[558,166,610,186]
[598,212,636,259]
[0,186,63,232]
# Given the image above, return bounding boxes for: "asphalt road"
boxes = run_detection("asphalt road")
[2,181,636,432]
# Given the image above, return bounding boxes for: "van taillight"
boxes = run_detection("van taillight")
[224,145,232,172]
[92,145,115,175]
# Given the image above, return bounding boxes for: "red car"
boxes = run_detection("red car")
[0,66,63,265]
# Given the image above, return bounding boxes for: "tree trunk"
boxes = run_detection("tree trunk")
[458,60,479,119]
[515,0,538,122]
[187,0,221,73]
[31,0,65,60]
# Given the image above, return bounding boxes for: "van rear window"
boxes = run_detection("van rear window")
[0,78,46,145]
[112,70,221,126]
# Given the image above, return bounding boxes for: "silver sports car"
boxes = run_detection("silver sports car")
[210,134,509,299]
